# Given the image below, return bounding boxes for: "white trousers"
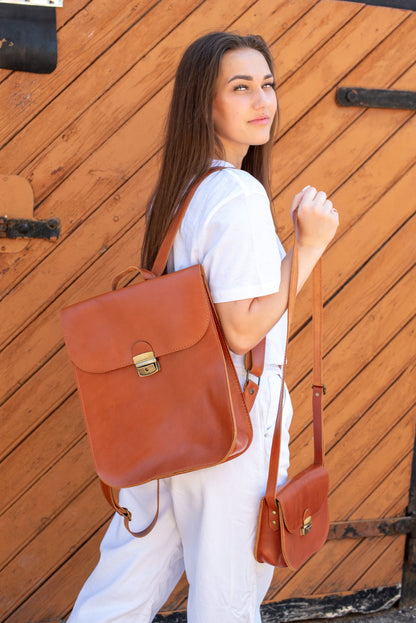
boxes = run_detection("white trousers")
[67,367,293,623]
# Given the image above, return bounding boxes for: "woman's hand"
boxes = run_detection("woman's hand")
[290,186,339,252]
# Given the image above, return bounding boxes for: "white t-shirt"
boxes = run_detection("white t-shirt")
[167,160,287,373]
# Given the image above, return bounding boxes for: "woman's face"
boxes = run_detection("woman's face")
[213,48,277,168]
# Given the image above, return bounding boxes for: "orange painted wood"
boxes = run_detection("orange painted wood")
[0,481,110,620]
[275,102,416,277]
[321,318,416,456]
[292,347,416,483]
[270,1,363,84]
[0,2,407,312]
[1,394,86,513]
[0,348,75,461]
[0,0,158,148]
[271,14,416,201]
[330,406,415,520]
[355,452,414,520]
[317,536,405,594]
[55,0,92,30]
[352,537,408,590]
[5,526,107,623]
[288,267,416,443]
[274,5,410,138]
[287,189,416,388]
[0,436,96,568]
[0,0,202,177]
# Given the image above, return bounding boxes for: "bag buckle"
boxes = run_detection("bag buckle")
[133,351,160,377]
[300,514,312,536]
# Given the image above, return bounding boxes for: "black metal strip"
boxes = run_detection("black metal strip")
[0,216,61,240]
[336,87,416,110]
[401,429,416,605]
[334,0,416,10]
[328,516,414,539]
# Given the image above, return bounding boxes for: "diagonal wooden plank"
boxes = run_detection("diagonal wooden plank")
[0,436,96,569]
[329,405,415,521]
[272,3,409,137]
[325,364,416,491]
[316,535,405,595]
[294,320,416,458]
[288,270,416,447]
[271,14,416,204]
[350,537,406,592]
[287,171,416,387]
[4,524,107,623]
[0,480,110,620]
[0,0,157,148]
[0,394,85,514]
[354,452,414,520]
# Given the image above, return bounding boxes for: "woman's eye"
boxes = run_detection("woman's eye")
[263,82,276,90]
[233,84,248,91]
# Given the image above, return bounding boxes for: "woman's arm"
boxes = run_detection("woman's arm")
[215,186,339,355]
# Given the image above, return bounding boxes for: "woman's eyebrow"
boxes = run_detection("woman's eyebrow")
[227,73,273,83]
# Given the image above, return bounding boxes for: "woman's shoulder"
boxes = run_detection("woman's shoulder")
[206,161,267,199]
[183,161,270,235]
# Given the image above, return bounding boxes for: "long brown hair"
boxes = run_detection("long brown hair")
[141,31,278,270]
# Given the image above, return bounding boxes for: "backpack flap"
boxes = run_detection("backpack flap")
[61,264,211,375]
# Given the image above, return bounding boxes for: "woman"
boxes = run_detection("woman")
[68,32,338,623]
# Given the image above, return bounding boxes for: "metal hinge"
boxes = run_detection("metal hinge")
[336,87,416,110]
[0,215,60,240]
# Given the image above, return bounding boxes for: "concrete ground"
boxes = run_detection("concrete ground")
[312,606,416,623]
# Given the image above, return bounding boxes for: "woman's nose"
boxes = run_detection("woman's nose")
[252,87,268,108]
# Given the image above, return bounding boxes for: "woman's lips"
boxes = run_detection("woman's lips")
[248,116,270,125]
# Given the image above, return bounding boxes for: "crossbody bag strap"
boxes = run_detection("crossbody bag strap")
[265,214,324,510]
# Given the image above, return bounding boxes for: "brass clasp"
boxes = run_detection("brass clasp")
[300,514,312,536]
[133,351,160,377]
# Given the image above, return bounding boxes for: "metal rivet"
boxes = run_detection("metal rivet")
[18,222,30,234]
[249,388,255,395]
[315,392,320,397]
[272,510,277,515]
[272,520,277,525]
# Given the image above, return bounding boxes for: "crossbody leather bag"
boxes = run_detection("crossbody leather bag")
[254,215,330,569]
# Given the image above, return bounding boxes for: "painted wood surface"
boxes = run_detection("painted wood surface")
[0,1,415,621]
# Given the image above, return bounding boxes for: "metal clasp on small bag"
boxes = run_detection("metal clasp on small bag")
[300,514,312,536]
[133,351,160,377]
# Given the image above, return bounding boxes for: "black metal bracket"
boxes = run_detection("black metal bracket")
[0,216,60,240]
[336,87,416,110]
[328,515,415,539]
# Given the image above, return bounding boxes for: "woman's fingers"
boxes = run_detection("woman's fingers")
[293,185,339,250]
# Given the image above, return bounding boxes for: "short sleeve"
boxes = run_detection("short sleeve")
[196,189,282,304]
